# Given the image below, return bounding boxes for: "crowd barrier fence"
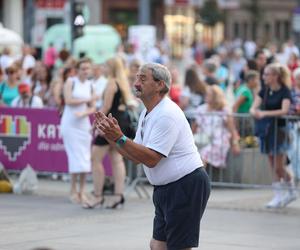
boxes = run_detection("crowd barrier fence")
[1,107,299,197]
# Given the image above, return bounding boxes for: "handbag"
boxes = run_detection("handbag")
[254,87,273,138]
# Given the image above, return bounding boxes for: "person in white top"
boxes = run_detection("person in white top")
[22,45,36,71]
[94,63,210,250]
[60,58,96,205]
[11,83,43,108]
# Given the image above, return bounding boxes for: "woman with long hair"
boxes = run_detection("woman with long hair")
[60,58,96,204]
[250,63,296,208]
[84,56,136,209]
[180,65,207,123]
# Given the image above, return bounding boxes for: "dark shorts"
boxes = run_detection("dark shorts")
[152,167,210,250]
[259,126,289,155]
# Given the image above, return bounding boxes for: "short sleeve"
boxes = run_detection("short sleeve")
[282,86,292,101]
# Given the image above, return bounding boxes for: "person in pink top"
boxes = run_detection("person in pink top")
[44,42,57,73]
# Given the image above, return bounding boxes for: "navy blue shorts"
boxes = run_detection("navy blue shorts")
[152,167,210,250]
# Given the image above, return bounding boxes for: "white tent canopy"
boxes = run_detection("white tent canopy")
[0,23,23,55]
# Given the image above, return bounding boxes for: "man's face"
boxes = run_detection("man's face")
[134,69,159,100]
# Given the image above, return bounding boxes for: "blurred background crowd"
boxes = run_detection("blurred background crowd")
[1,0,300,208]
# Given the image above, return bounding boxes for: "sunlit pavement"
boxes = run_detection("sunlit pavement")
[1,179,300,250]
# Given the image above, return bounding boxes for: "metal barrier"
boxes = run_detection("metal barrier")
[194,113,300,189]
[126,113,300,198]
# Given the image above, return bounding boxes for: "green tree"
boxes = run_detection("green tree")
[199,0,224,26]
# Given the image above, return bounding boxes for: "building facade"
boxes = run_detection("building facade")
[0,0,299,54]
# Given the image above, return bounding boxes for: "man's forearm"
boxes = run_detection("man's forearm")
[106,138,140,164]
[119,139,162,168]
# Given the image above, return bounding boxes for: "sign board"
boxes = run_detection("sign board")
[0,108,112,174]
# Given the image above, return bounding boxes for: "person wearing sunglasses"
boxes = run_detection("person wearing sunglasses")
[0,66,20,106]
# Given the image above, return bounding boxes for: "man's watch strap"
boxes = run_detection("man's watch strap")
[116,135,127,148]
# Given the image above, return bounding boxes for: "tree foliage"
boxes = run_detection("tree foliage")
[199,0,224,26]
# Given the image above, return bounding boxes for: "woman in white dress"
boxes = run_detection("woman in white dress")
[60,58,96,204]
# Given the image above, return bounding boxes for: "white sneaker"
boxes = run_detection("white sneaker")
[266,195,283,209]
[281,192,298,207]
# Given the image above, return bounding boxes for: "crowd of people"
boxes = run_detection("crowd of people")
[1,37,300,210]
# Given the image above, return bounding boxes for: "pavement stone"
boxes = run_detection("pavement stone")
[1,178,300,250]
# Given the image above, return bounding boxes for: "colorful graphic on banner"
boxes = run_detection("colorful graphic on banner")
[0,115,31,161]
[0,108,112,175]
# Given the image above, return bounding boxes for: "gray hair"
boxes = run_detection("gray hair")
[140,63,171,94]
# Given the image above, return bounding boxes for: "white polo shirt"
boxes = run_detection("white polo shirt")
[134,97,203,185]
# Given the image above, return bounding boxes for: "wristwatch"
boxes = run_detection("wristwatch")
[116,135,127,148]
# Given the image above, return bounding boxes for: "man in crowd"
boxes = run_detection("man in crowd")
[94,63,210,250]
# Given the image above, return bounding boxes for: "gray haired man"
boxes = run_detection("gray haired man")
[95,63,210,250]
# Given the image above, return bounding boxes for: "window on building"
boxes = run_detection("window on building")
[252,22,257,41]
[0,0,3,23]
[46,17,63,29]
[264,23,270,35]
[284,20,290,40]
[275,20,281,40]
[234,22,239,38]
[243,21,248,40]
[264,22,271,41]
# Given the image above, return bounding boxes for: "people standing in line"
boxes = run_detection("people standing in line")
[11,83,43,108]
[0,66,20,106]
[94,63,210,250]
[60,58,96,204]
[83,56,136,209]
[250,63,297,208]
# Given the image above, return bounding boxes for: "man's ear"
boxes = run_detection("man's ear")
[157,80,165,92]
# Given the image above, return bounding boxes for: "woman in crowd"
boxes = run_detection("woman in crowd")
[193,85,240,170]
[83,56,136,209]
[60,58,96,204]
[250,63,296,208]
[52,66,76,114]
[0,66,20,106]
[179,65,207,124]
[31,63,52,106]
